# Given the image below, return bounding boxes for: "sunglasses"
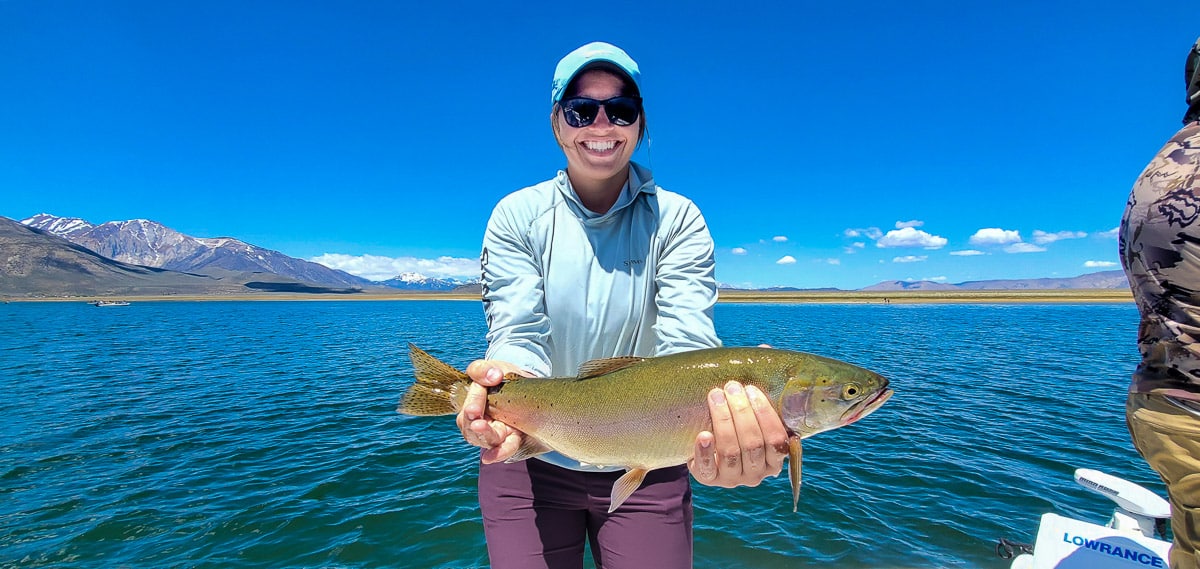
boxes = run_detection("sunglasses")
[559,96,642,128]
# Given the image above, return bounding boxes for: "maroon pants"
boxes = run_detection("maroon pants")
[478,459,693,569]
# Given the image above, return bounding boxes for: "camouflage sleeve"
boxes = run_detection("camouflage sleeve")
[1121,122,1200,389]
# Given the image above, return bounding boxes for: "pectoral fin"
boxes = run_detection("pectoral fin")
[609,468,649,513]
[788,435,803,513]
[503,436,553,463]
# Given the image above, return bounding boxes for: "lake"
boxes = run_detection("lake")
[0,300,1161,568]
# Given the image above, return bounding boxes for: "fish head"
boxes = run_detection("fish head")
[777,356,892,439]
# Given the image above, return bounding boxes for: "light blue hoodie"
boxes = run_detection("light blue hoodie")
[480,162,721,471]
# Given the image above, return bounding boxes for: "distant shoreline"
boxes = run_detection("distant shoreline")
[716,289,1133,304]
[4,289,1134,304]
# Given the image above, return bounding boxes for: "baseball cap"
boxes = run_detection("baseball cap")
[551,42,642,103]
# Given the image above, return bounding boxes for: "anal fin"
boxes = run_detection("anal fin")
[608,468,649,513]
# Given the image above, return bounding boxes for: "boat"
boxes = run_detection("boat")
[999,468,1171,568]
[91,300,131,307]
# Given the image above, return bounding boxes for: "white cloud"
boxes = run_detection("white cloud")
[896,220,924,229]
[773,235,788,243]
[1085,260,1119,268]
[1096,227,1120,239]
[731,247,747,255]
[1032,230,1088,245]
[1004,243,1046,253]
[824,258,841,265]
[776,256,797,265]
[950,249,985,256]
[843,242,865,254]
[310,253,479,281]
[845,227,883,240]
[877,227,948,249]
[892,255,928,263]
[969,228,1022,246]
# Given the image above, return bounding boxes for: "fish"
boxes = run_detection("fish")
[397,344,892,513]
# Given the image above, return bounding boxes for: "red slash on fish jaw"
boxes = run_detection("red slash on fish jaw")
[842,389,893,426]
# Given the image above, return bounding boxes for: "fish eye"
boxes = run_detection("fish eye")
[842,384,861,399]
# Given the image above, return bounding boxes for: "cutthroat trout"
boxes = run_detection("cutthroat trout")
[397,344,891,513]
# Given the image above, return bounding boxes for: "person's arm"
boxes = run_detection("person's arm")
[481,200,552,376]
[657,201,790,487]
[652,200,720,355]
[456,199,551,463]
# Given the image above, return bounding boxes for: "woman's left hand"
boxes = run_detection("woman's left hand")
[687,380,791,488]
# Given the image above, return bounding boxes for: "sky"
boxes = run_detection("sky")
[2,1,1196,290]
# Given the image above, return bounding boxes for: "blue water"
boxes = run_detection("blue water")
[0,300,1161,568]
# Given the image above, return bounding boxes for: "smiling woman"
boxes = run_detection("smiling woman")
[436,42,792,569]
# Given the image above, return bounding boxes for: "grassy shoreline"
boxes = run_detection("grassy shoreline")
[5,288,1134,304]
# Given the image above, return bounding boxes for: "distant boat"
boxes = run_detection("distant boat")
[91,300,131,307]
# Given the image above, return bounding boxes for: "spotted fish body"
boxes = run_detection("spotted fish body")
[397,344,892,512]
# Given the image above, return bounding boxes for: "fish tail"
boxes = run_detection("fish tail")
[397,344,470,416]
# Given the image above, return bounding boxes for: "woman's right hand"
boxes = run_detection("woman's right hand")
[457,360,530,464]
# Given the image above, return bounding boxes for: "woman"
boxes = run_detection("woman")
[1121,36,1200,569]
[455,42,790,568]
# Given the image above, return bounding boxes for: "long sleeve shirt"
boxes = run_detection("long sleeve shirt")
[1120,121,1200,401]
[479,162,721,470]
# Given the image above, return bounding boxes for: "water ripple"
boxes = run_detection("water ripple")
[0,300,1156,568]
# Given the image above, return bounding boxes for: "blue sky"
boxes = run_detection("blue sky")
[2,1,1195,289]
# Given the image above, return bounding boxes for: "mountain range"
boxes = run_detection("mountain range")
[20,213,376,289]
[0,216,262,297]
[855,269,1128,291]
[2,213,1129,298]
[9,213,477,296]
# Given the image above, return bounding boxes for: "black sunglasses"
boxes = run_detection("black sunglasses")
[560,96,642,128]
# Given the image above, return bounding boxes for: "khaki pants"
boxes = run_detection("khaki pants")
[1128,392,1200,569]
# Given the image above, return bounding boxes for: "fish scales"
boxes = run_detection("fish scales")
[398,344,892,513]
[484,349,806,469]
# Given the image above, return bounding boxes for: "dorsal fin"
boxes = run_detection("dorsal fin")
[576,356,646,379]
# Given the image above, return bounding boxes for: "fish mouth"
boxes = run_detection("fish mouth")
[841,387,893,426]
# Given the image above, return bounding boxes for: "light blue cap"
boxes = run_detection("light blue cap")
[551,42,641,103]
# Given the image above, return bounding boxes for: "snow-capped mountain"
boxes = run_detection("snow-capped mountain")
[21,214,374,289]
[379,271,471,291]
[20,213,96,239]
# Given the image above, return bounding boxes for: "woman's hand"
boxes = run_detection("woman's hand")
[457,360,530,464]
[688,380,790,487]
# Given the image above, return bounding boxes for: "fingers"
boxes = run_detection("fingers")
[724,381,766,480]
[459,360,511,439]
[688,431,717,483]
[457,359,527,460]
[693,381,785,488]
[458,382,490,425]
[481,430,524,464]
[466,360,507,386]
[749,385,789,477]
[456,379,505,449]
[701,385,741,488]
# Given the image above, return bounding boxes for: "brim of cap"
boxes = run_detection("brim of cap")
[553,60,641,102]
